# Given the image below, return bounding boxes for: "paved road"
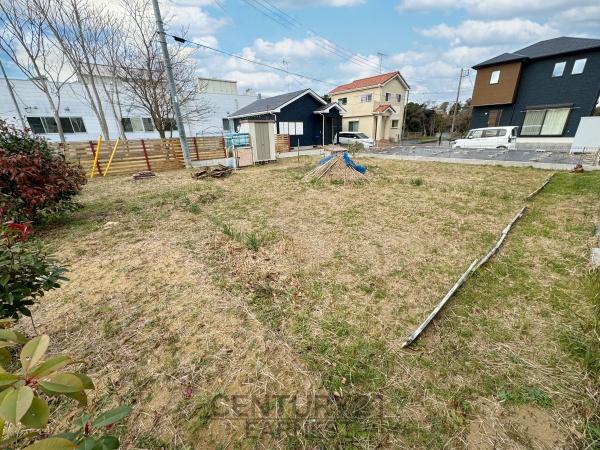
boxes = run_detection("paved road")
[372,145,592,166]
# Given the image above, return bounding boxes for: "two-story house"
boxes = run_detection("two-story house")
[330,71,409,144]
[470,37,600,149]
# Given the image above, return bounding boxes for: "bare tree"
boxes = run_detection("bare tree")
[115,0,211,139]
[34,0,113,140]
[0,0,73,144]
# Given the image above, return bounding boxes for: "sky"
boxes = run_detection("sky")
[2,0,600,104]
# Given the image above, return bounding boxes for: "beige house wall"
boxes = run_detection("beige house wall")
[331,76,407,142]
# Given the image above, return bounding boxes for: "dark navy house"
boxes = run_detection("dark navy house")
[228,89,345,147]
[470,37,600,142]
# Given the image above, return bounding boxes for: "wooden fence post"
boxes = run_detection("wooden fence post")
[140,139,152,171]
[221,136,226,158]
[192,137,200,160]
[88,140,103,177]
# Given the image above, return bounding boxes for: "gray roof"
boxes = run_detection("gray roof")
[473,37,600,69]
[229,89,319,118]
[314,102,342,112]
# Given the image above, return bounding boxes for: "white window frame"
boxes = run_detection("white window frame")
[552,61,566,77]
[360,94,372,103]
[391,120,399,129]
[27,116,86,134]
[396,94,402,103]
[571,58,587,75]
[521,108,570,136]
[279,121,303,136]
[489,70,501,84]
[348,121,359,132]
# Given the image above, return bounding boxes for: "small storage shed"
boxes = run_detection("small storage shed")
[243,120,276,162]
[228,89,346,148]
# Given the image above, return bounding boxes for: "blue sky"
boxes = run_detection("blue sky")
[3,0,600,104]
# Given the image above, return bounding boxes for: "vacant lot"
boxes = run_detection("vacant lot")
[31,158,599,448]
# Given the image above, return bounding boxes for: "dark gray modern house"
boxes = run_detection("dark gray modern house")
[470,37,600,146]
[227,89,345,147]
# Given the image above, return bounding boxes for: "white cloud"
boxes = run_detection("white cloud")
[251,37,333,59]
[549,4,600,30]
[418,19,557,47]
[272,0,365,7]
[396,0,596,19]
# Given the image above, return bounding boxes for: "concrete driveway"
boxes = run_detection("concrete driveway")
[364,145,598,170]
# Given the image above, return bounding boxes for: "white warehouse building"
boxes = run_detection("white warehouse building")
[0,75,258,142]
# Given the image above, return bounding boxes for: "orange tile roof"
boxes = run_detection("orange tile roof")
[330,71,401,94]
[374,104,395,113]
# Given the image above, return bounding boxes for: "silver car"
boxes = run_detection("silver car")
[336,132,375,148]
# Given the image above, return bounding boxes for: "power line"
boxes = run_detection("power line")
[241,0,385,73]
[168,33,337,88]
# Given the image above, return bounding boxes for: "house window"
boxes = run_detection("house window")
[142,117,154,132]
[338,97,347,105]
[122,117,154,132]
[391,120,399,129]
[487,109,502,127]
[552,62,566,77]
[521,108,570,136]
[59,117,74,133]
[396,94,402,103]
[489,70,500,84]
[70,117,86,133]
[572,58,587,75]
[348,121,359,132]
[385,93,392,102]
[26,117,45,134]
[278,122,304,135]
[222,118,231,131]
[26,116,86,134]
[42,117,58,133]
[360,94,372,103]
[121,118,133,132]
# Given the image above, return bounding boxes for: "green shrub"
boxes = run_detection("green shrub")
[0,332,131,449]
[0,120,86,222]
[0,215,66,320]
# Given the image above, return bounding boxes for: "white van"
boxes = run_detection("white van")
[452,126,518,150]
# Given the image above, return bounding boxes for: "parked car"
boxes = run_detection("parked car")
[452,126,518,149]
[336,132,375,148]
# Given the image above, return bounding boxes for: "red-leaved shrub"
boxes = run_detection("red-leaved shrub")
[0,120,86,221]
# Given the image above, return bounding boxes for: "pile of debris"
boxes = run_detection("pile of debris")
[303,149,368,183]
[192,165,233,180]
[132,171,156,181]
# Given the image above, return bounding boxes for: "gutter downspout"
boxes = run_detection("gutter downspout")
[322,113,325,148]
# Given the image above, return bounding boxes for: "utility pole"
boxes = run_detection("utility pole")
[151,0,191,167]
[282,59,290,91]
[0,60,27,131]
[377,52,387,74]
[450,68,465,135]
[400,89,410,146]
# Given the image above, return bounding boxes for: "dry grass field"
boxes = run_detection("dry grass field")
[26,158,599,449]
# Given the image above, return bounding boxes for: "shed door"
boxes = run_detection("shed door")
[255,122,271,161]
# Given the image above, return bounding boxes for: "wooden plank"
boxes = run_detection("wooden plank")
[141,139,152,171]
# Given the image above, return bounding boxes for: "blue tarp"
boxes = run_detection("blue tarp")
[318,151,367,174]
